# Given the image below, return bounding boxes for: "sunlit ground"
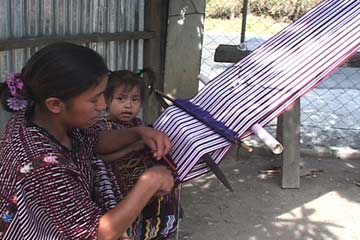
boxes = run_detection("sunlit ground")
[272,191,360,240]
[175,153,360,240]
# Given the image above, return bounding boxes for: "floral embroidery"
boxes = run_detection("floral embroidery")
[2,212,12,223]
[19,154,60,176]
[11,195,17,205]
[0,194,17,235]
[20,163,33,174]
[2,154,61,235]
[43,154,59,164]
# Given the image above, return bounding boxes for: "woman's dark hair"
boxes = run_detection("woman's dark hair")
[105,68,154,103]
[0,42,108,112]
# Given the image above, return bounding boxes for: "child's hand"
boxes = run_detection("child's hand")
[135,126,172,160]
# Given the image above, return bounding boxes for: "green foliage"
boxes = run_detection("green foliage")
[206,0,243,19]
[206,0,322,21]
[250,0,322,21]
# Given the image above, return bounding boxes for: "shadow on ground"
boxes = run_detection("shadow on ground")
[174,149,360,240]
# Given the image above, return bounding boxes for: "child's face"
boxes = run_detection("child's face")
[108,85,142,123]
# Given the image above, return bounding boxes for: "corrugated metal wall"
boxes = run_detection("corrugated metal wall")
[0,0,145,130]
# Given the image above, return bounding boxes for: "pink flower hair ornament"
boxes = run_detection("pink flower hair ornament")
[5,73,28,111]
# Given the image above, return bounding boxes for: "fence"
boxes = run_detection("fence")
[201,0,360,154]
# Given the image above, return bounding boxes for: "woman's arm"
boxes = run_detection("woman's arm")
[100,141,145,163]
[96,128,139,153]
[96,126,171,160]
[98,165,174,240]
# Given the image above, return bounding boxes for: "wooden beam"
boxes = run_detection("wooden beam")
[0,31,155,51]
[214,44,360,68]
[214,44,252,63]
[143,0,168,123]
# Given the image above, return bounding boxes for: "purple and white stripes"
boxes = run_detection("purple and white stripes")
[154,0,360,182]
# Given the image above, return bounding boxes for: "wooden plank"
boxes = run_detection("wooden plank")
[0,31,155,51]
[214,44,252,63]
[214,44,360,67]
[277,101,301,189]
[143,0,168,123]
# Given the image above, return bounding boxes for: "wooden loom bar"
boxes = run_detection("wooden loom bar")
[214,44,360,68]
[0,31,155,51]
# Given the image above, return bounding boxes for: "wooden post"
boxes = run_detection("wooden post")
[277,101,301,188]
[143,0,168,123]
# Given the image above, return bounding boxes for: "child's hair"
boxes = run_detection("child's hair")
[0,42,108,112]
[105,68,154,103]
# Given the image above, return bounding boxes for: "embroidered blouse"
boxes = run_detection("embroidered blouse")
[0,109,104,239]
[94,118,180,240]
[92,117,145,206]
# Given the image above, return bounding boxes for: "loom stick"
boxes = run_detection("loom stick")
[202,154,233,192]
[251,124,283,154]
[197,73,211,85]
[239,142,253,152]
[154,89,172,109]
[155,90,238,143]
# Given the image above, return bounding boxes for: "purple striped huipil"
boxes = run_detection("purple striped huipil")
[0,109,105,240]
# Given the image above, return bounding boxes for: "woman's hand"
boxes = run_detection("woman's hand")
[99,166,174,240]
[139,165,175,196]
[134,126,172,160]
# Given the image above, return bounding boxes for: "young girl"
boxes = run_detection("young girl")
[94,70,180,240]
[0,42,174,240]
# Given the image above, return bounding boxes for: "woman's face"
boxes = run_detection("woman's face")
[107,85,142,123]
[62,75,108,128]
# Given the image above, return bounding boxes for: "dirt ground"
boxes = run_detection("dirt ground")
[172,150,360,240]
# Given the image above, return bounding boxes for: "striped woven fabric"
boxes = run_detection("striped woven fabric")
[153,0,360,181]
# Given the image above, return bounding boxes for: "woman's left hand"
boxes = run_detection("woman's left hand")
[135,126,172,160]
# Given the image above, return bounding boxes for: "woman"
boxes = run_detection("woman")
[0,42,174,240]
